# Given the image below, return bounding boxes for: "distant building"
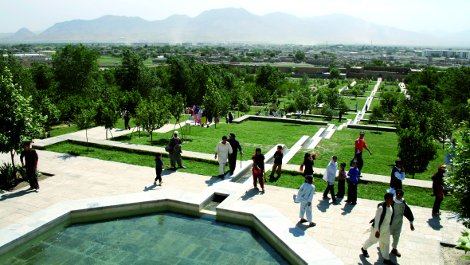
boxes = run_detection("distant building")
[422,50,470,59]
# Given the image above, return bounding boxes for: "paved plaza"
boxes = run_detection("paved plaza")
[0,125,465,265]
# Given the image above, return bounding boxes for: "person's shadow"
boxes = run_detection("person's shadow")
[288,223,309,237]
[205,175,224,186]
[341,203,355,215]
[317,198,330,212]
[0,189,37,201]
[427,216,443,230]
[241,188,259,201]
[143,183,159,191]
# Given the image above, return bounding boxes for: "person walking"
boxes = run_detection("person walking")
[154,153,164,186]
[361,192,395,265]
[295,175,316,227]
[269,145,283,179]
[389,160,405,195]
[390,189,415,258]
[322,156,338,204]
[252,148,265,193]
[227,132,242,175]
[166,131,185,169]
[346,160,360,205]
[432,165,446,216]
[337,162,347,198]
[20,141,39,191]
[354,130,372,174]
[215,135,233,179]
[300,153,314,177]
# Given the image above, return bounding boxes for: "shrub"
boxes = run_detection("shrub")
[0,163,23,190]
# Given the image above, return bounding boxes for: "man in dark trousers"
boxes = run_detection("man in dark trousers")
[354,130,372,174]
[20,141,39,190]
[227,132,242,175]
[390,160,405,195]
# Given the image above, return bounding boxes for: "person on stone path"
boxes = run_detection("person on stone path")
[361,192,395,265]
[167,131,185,169]
[215,135,233,179]
[154,153,164,186]
[295,175,316,227]
[227,132,242,175]
[322,156,338,204]
[336,162,347,198]
[346,160,360,205]
[389,160,405,195]
[252,148,265,193]
[390,189,415,258]
[432,165,446,216]
[354,130,372,174]
[20,141,39,191]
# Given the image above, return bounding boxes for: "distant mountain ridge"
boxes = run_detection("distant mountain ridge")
[1,8,470,46]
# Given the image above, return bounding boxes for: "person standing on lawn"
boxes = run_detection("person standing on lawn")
[167,131,185,169]
[215,135,233,179]
[322,156,338,204]
[300,153,314,177]
[227,132,242,175]
[389,160,405,195]
[20,141,39,191]
[354,130,372,174]
[269,145,283,179]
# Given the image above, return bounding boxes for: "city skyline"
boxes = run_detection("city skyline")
[1,0,470,34]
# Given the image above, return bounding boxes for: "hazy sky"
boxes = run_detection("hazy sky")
[1,0,469,33]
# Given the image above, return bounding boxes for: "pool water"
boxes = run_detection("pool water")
[4,212,288,264]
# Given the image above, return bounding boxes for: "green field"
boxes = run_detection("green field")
[287,128,446,181]
[113,121,321,157]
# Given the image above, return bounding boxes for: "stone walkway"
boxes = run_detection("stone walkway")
[0,123,465,264]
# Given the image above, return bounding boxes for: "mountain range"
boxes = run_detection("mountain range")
[1,8,470,47]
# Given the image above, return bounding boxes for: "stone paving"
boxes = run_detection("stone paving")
[0,124,465,264]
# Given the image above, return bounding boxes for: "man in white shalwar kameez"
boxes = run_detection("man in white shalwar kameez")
[361,192,395,265]
[215,135,233,178]
[295,175,316,227]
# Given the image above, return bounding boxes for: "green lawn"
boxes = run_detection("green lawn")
[113,121,321,157]
[264,170,451,210]
[343,97,367,110]
[45,141,219,177]
[48,124,79,137]
[287,128,446,181]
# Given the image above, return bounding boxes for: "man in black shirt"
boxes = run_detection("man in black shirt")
[227,132,242,175]
[20,141,39,190]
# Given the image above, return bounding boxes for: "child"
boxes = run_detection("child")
[337,162,347,198]
[295,175,316,227]
[270,145,283,179]
[346,160,360,205]
[252,148,265,193]
[154,153,164,185]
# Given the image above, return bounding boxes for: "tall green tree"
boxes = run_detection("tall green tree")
[134,97,171,142]
[202,79,229,128]
[0,68,44,166]
[446,123,470,227]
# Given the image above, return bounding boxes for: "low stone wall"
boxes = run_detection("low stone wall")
[233,115,328,125]
[347,124,397,132]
